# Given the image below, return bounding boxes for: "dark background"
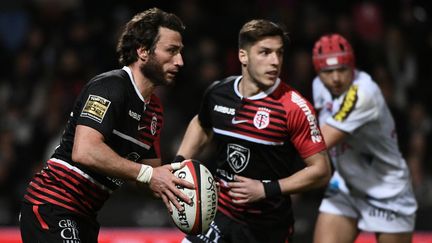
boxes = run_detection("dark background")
[0,0,431,242]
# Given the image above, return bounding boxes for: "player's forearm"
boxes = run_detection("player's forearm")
[177,115,212,158]
[279,151,331,194]
[72,125,141,181]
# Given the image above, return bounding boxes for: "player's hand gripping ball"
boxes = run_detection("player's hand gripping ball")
[170,160,218,235]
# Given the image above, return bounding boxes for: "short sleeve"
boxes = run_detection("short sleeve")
[288,92,327,158]
[77,80,125,138]
[326,84,379,133]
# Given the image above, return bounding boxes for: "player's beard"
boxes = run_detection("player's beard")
[140,55,169,86]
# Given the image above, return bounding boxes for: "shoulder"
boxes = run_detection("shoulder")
[203,75,239,95]
[275,82,314,112]
[208,75,238,90]
[87,69,130,90]
[82,69,130,102]
[353,70,381,101]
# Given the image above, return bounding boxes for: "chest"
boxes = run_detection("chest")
[111,100,163,160]
[208,95,288,144]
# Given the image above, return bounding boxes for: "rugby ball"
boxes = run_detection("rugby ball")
[170,159,218,235]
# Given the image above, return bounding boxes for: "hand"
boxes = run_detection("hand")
[227,175,265,204]
[149,162,194,213]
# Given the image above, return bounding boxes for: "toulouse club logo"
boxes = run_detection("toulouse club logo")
[253,107,271,129]
[226,143,250,173]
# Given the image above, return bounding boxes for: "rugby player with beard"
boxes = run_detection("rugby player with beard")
[19,8,193,242]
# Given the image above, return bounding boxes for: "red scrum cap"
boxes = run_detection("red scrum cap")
[312,34,355,72]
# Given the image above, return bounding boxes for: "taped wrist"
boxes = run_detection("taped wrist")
[263,180,282,198]
[136,164,153,183]
[173,155,186,163]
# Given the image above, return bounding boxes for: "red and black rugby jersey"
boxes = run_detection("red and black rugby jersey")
[198,76,326,225]
[24,67,163,216]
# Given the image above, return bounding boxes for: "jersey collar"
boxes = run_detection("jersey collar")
[122,66,145,102]
[233,76,281,100]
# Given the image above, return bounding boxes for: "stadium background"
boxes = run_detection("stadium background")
[0,0,431,242]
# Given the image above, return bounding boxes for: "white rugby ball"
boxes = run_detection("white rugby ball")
[170,159,218,235]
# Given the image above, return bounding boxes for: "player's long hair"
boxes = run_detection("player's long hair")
[116,7,185,66]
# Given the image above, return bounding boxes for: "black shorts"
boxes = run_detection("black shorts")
[19,202,99,243]
[185,212,294,243]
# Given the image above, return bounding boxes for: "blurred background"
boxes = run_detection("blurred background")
[0,0,431,242]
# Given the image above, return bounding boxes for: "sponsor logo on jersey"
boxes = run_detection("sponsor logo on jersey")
[58,219,80,242]
[150,113,158,135]
[81,95,111,123]
[333,85,358,122]
[214,105,235,115]
[129,110,141,121]
[291,92,322,143]
[226,143,250,173]
[253,107,270,129]
[231,117,248,124]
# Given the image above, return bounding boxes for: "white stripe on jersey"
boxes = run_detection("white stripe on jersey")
[113,129,151,149]
[213,128,284,145]
[49,158,113,193]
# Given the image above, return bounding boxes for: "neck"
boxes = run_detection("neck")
[129,63,154,101]
[238,73,261,98]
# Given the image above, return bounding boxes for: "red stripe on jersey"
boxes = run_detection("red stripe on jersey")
[32,205,49,230]
[48,161,104,192]
[24,194,42,204]
[218,191,247,212]
[47,162,107,202]
[232,125,287,140]
[45,168,98,206]
[31,177,91,212]
[26,187,84,215]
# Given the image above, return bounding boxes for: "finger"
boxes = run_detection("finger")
[170,162,183,171]
[227,181,243,188]
[165,190,185,212]
[234,175,247,181]
[170,185,192,204]
[232,198,248,204]
[229,187,246,194]
[228,190,247,199]
[161,194,173,214]
[174,177,195,189]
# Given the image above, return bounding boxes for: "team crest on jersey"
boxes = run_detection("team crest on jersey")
[226,143,250,173]
[253,107,271,129]
[81,95,111,123]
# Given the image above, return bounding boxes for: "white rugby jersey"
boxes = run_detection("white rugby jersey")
[313,70,411,199]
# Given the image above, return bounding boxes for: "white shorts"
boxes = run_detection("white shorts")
[319,185,417,233]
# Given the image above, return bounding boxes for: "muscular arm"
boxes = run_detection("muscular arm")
[320,123,349,148]
[278,150,331,194]
[72,125,141,180]
[176,115,213,158]
[228,150,331,203]
[72,125,193,212]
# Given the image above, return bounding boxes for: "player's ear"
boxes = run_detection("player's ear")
[137,47,149,62]
[239,49,248,66]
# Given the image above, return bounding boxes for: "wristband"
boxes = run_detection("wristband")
[136,164,153,183]
[173,155,186,163]
[263,180,282,198]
